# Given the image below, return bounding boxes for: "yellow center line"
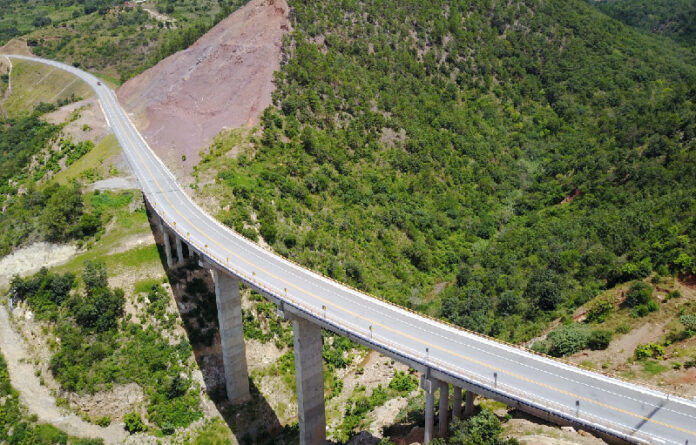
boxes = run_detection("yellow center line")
[109,93,695,440]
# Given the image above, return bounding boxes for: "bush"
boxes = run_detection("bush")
[625,282,653,307]
[442,410,519,445]
[680,314,696,335]
[95,416,111,427]
[615,323,631,334]
[545,324,591,357]
[388,371,418,394]
[634,343,664,360]
[123,412,145,434]
[587,330,613,350]
[586,297,614,323]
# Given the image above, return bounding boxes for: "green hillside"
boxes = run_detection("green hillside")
[197,0,696,342]
[1,0,249,83]
[592,0,696,46]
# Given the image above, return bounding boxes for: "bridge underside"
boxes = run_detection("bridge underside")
[154,211,632,445]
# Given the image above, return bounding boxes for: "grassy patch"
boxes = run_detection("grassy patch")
[642,360,669,377]
[53,134,122,184]
[133,276,163,294]
[190,418,233,445]
[3,59,93,117]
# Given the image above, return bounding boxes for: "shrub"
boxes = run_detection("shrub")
[124,412,145,434]
[444,410,519,445]
[634,343,664,360]
[587,330,613,350]
[615,323,631,334]
[545,324,591,357]
[586,297,614,323]
[388,371,418,394]
[680,314,696,335]
[624,282,652,307]
[95,416,111,427]
[668,290,682,300]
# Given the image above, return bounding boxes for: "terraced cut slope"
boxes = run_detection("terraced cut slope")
[2,59,93,118]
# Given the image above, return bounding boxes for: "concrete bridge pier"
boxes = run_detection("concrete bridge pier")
[158,219,174,268]
[213,269,250,403]
[175,236,185,264]
[438,381,449,437]
[421,375,436,444]
[292,316,326,445]
[464,390,476,417]
[452,386,462,421]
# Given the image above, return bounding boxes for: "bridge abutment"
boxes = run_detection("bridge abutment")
[292,316,326,445]
[213,269,250,403]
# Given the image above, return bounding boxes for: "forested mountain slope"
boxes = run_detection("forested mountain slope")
[197,0,696,342]
[592,0,696,46]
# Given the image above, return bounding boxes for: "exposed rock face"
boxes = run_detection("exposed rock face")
[117,0,290,177]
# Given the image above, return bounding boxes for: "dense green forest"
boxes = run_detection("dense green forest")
[201,0,696,342]
[592,0,696,46]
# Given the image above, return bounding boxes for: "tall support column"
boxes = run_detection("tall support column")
[464,390,476,417]
[293,317,326,445]
[213,269,250,403]
[452,386,462,421]
[159,219,173,268]
[438,381,449,437]
[175,236,184,264]
[421,376,436,444]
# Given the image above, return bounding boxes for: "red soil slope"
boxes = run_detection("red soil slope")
[117,0,290,176]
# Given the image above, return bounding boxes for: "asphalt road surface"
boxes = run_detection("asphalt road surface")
[9,54,696,445]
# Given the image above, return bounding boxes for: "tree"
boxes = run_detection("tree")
[82,261,108,293]
[624,282,652,307]
[497,291,521,316]
[525,269,562,311]
[124,412,145,434]
[39,183,84,241]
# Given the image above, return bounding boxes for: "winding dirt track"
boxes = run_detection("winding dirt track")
[0,305,128,443]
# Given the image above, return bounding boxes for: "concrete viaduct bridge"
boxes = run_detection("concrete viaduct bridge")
[8,55,696,445]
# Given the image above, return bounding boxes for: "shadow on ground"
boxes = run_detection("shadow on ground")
[147,208,298,444]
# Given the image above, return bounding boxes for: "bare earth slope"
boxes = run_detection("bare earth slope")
[117,0,290,177]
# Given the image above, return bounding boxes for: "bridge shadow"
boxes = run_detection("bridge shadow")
[147,210,292,444]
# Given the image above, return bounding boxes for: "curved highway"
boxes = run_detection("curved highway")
[8,54,696,445]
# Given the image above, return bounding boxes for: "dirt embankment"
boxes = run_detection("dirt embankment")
[117,0,290,178]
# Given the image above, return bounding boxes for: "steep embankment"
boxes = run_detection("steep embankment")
[117,0,290,177]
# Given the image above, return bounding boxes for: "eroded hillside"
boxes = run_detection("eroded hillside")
[117,0,290,176]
